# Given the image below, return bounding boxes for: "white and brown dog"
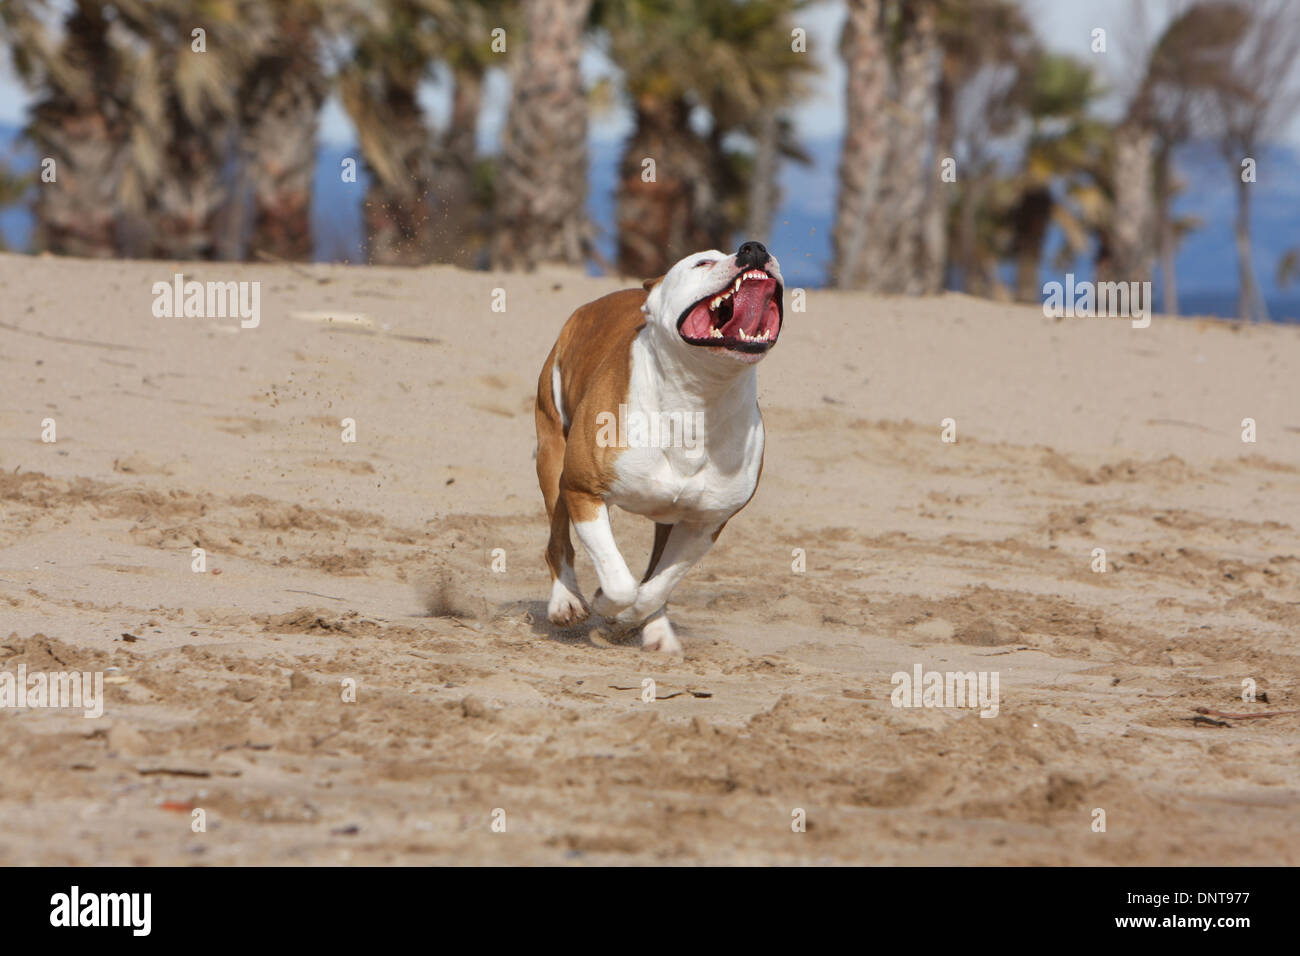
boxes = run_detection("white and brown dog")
[535,241,783,654]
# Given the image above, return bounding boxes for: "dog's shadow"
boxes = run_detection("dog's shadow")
[506,599,698,650]
[507,599,644,649]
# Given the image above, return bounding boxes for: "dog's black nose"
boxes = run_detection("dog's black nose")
[736,240,768,270]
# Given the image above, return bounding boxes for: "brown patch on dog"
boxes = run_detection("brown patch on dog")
[535,289,645,581]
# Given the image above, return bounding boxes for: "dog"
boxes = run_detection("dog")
[534,241,784,654]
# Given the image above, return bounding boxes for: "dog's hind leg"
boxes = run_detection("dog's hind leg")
[643,522,673,582]
[544,496,587,625]
[639,610,682,656]
[537,359,587,626]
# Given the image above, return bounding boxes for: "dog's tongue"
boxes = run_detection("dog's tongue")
[720,276,776,337]
[680,302,714,339]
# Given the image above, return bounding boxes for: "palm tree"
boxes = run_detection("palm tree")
[108,0,258,260]
[338,0,442,265]
[1137,2,1251,315]
[831,0,889,289]
[1099,121,1157,288]
[1004,53,1109,302]
[1115,1,1251,309]
[493,0,593,270]
[340,0,502,266]
[238,0,330,262]
[1201,0,1300,321]
[925,0,1034,292]
[936,50,1107,303]
[434,54,484,265]
[2,0,130,257]
[600,0,813,277]
[833,0,944,295]
[429,1,502,267]
[878,0,940,295]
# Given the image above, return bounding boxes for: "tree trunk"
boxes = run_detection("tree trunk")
[1158,218,1178,317]
[430,65,483,267]
[28,2,124,257]
[884,0,938,295]
[360,83,436,266]
[1012,187,1052,303]
[1234,173,1267,322]
[242,12,327,262]
[1109,122,1155,288]
[744,109,779,242]
[921,72,954,294]
[831,0,888,289]
[493,0,592,270]
[1153,147,1178,316]
[615,95,718,277]
[955,178,979,295]
[150,108,230,260]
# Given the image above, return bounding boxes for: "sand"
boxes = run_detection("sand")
[0,250,1298,865]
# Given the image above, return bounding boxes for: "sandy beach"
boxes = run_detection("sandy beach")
[1,250,1298,865]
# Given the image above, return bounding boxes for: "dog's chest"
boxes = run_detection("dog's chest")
[604,347,763,524]
[609,440,759,523]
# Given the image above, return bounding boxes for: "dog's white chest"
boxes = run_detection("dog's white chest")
[605,337,764,524]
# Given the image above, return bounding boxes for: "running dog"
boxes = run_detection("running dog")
[535,241,784,654]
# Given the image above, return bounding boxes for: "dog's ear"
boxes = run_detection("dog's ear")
[642,275,665,292]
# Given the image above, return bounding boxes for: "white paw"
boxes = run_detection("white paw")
[641,615,683,655]
[591,579,637,618]
[612,594,664,626]
[547,579,589,626]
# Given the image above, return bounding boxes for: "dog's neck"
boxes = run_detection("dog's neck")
[638,324,757,410]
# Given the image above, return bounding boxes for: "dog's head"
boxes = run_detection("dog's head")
[642,242,784,367]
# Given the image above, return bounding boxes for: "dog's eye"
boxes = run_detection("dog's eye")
[693,259,715,268]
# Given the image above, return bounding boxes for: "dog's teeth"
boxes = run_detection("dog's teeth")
[710,327,722,338]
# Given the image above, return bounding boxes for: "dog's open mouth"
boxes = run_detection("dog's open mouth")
[677,270,782,353]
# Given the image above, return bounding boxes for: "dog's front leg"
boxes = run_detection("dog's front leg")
[614,521,720,627]
[568,494,639,617]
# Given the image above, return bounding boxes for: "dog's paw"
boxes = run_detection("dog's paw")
[611,593,666,626]
[547,580,589,626]
[591,582,637,618]
[612,608,642,626]
[640,615,683,655]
